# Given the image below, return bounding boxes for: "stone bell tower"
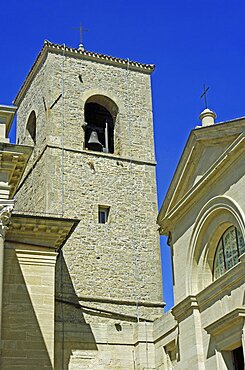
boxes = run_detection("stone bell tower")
[14,41,163,368]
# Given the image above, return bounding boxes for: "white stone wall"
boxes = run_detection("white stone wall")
[2,243,57,369]
[154,138,245,369]
[172,154,245,304]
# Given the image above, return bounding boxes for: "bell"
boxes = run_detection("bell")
[87,130,103,151]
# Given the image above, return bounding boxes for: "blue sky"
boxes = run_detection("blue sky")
[1,0,245,311]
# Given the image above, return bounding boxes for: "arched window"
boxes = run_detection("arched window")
[26,111,36,144]
[188,196,245,295]
[213,226,245,279]
[84,95,118,154]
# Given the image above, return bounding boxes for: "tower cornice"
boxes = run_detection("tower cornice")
[13,40,155,107]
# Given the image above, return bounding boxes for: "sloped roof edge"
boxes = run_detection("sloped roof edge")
[157,118,245,231]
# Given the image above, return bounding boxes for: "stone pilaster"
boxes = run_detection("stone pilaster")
[2,215,76,369]
[172,296,205,370]
[15,249,58,368]
[0,202,14,350]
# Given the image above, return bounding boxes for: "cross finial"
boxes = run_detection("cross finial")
[73,22,89,51]
[200,84,210,109]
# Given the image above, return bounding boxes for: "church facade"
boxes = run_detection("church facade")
[0,41,244,369]
[157,110,245,369]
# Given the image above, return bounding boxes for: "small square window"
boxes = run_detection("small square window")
[98,206,110,224]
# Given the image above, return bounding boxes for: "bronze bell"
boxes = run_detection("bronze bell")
[87,130,103,151]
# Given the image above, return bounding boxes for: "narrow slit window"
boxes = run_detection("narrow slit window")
[26,111,37,144]
[98,206,110,224]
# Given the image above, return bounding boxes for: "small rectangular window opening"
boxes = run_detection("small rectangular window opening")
[98,206,110,224]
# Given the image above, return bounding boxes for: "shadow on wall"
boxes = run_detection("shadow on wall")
[2,248,53,369]
[55,252,97,370]
[207,336,216,359]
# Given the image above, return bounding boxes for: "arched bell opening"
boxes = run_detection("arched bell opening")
[84,96,118,154]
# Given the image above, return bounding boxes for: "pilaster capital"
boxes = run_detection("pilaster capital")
[172,295,199,322]
[0,201,14,237]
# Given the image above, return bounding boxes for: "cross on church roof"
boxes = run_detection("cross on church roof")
[201,84,210,109]
[73,22,89,50]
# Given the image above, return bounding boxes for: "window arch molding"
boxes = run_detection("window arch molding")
[81,89,122,114]
[187,195,245,295]
[85,94,119,121]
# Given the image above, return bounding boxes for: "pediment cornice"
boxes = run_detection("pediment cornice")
[158,125,245,234]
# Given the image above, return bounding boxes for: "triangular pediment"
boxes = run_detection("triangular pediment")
[158,118,245,228]
[171,134,237,206]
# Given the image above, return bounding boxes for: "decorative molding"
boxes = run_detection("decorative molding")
[158,131,245,233]
[17,143,156,197]
[16,249,57,266]
[205,307,245,337]
[154,324,178,346]
[0,144,32,198]
[14,40,154,107]
[197,259,245,311]
[191,195,245,245]
[81,89,122,115]
[239,252,245,263]
[187,195,245,295]
[0,105,17,136]
[6,214,79,250]
[171,257,244,322]
[173,134,244,223]
[56,297,153,323]
[172,295,199,322]
[43,40,154,71]
[0,202,14,236]
[204,307,245,351]
[76,295,165,308]
[48,144,157,166]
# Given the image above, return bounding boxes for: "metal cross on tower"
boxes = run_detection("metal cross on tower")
[201,84,210,109]
[73,23,88,50]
